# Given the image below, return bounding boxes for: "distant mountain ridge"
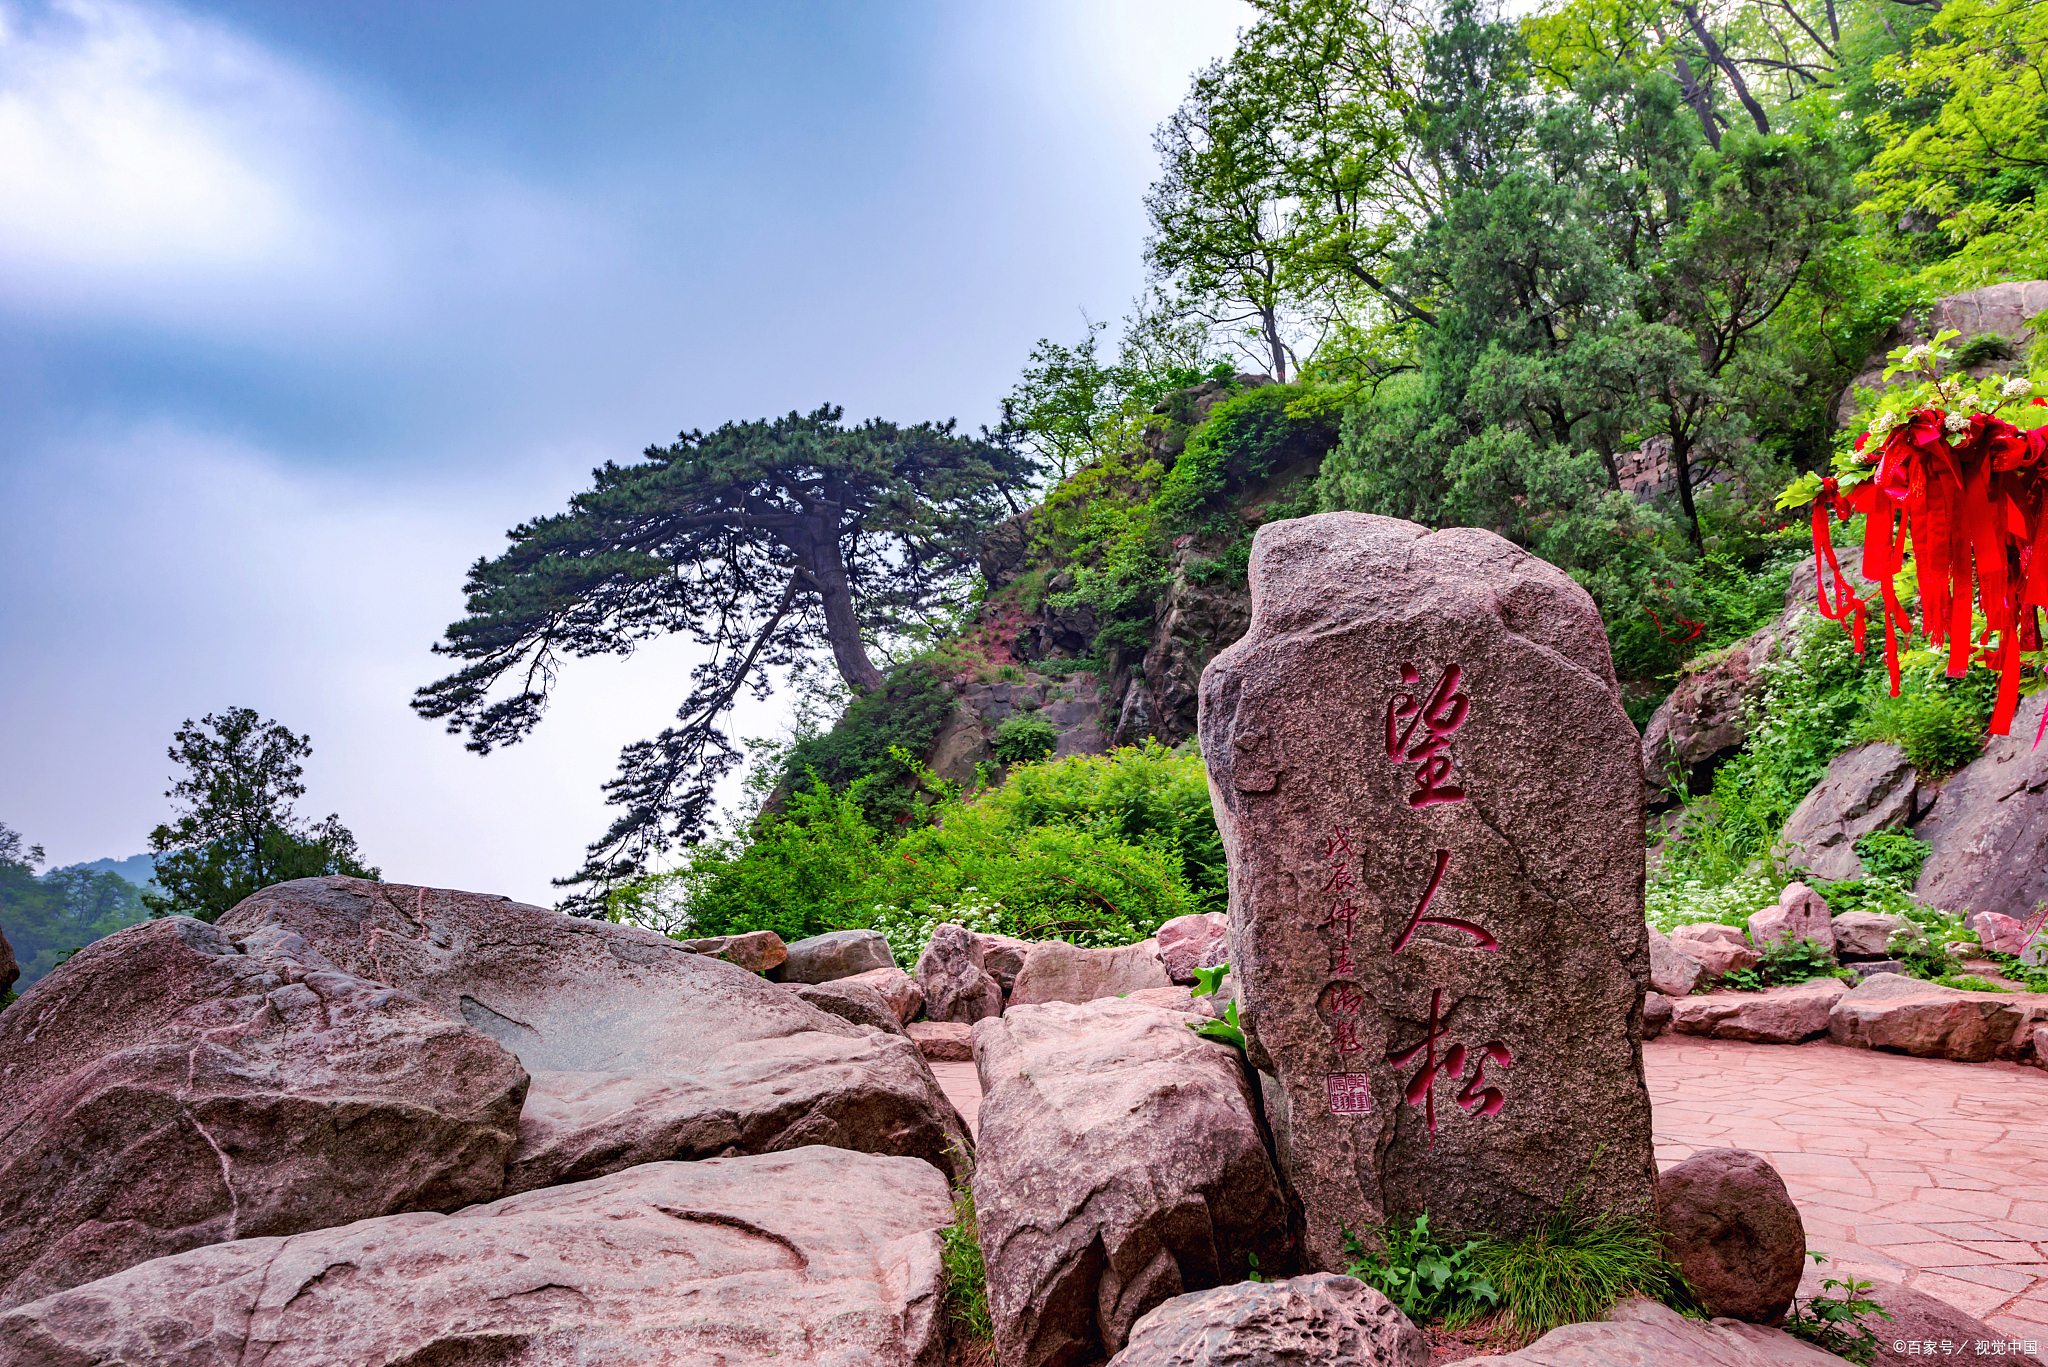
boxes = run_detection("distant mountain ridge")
[57,854,159,889]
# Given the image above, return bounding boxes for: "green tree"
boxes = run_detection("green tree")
[145,709,379,923]
[414,405,1038,901]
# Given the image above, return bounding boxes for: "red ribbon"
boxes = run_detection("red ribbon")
[1811,410,2047,743]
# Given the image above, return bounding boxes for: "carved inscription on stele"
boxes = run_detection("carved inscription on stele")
[1198,512,1655,1270]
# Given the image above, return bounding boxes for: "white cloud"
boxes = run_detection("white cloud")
[0,0,593,334]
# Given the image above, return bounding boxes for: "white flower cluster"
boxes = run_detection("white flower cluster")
[2004,376,2035,398]
[1898,342,1936,370]
[1945,411,1973,433]
[1869,409,1900,438]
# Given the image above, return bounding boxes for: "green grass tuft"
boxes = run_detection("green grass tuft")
[940,1181,993,1345]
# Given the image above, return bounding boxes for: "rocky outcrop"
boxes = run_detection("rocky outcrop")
[1642,991,1674,1039]
[0,1147,957,1367]
[1657,1150,1808,1324]
[916,923,1004,1025]
[1671,923,1760,979]
[1779,743,1922,880]
[843,966,924,1023]
[981,509,1035,592]
[1444,1296,1846,1366]
[1156,912,1229,984]
[779,929,895,984]
[1648,925,1706,997]
[971,998,1294,1367]
[0,916,528,1311]
[1669,979,1848,1044]
[1832,911,1915,961]
[1746,883,1836,955]
[1969,910,2033,955]
[1827,972,2044,1062]
[976,933,1035,996]
[1108,1274,1426,1367]
[677,928,788,973]
[1840,281,2048,423]
[1860,1278,2032,1367]
[1915,697,2048,924]
[219,878,970,1188]
[791,978,909,1036]
[0,923,15,998]
[1200,512,1653,1263]
[1008,939,1173,1006]
[907,1021,974,1061]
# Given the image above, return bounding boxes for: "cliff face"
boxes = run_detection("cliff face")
[906,375,1333,784]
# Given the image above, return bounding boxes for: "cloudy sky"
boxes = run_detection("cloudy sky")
[1,0,1253,904]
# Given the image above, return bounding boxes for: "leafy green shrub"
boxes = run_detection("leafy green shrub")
[779,664,952,828]
[993,716,1058,765]
[1155,383,1340,533]
[1849,649,1999,778]
[1782,1259,1893,1365]
[1851,830,1930,884]
[940,1182,993,1345]
[1721,937,1849,991]
[1935,972,2007,992]
[1470,1203,1692,1337]
[1342,1215,1500,1325]
[972,741,1226,910]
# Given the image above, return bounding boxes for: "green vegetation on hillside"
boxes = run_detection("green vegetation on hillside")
[0,824,150,995]
[606,742,1220,964]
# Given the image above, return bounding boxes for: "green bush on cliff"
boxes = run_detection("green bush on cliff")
[777,664,953,829]
[614,744,1213,951]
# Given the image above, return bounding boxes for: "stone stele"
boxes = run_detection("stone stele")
[1198,513,1655,1269]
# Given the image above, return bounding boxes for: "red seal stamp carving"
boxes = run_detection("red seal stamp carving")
[1327,1073,1373,1115]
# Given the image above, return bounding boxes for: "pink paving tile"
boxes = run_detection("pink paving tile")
[1916,1188,2017,1219]
[1934,1264,2039,1293]
[1874,1242,2009,1269]
[1908,1272,2018,1316]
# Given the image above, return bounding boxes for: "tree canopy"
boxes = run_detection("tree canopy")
[413,404,1037,903]
[145,708,378,923]
[0,823,151,995]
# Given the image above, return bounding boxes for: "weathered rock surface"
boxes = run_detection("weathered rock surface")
[679,928,789,974]
[1841,281,2048,422]
[792,978,909,1036]
[0,1147,956,1367]
[1009,938,1173,1006]
[1968,910,2032,955]
[1846,960,1908,984]
[1859,1278,2038,1367]
[1444,1297,1847,1366]
[1657,1149,1808,1323]
[219,878,969,1187]
[1199,513,1654,1267]
[1156,912,1230,985]
[1780,743,1921,881]
[1670,979,1848,1044]
[907,1020,974,1061]
[1915,692,2048,925]
[1672,923,1761,979]
[1108,1273,1427,1367]
[0,922,15,997]
[0,916,528,1311]
[1827,972,2042,1062]
[916,922,1004,1024]
[972,998,1294,1367]
[976,933,1036,996]
[779,928,895,983]
[1748,883,1837,955]
[1832,911,1913,960]
[1648,925,1706,998]
[843,965,925,1023]
[1642,992,1674,1040]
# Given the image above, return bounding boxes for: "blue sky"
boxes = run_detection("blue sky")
[1,0,1252,903]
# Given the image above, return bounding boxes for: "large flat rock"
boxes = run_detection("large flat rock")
[1914,692,2048,925]
[971,998,1293,1367]
[219,877,970,1182]
[0,916,528,1311]
[1443,1297,1849,1366]
[0,1147,956,1367]
[1198,513,1655,1266]
[1826,972,2046,1062]
[1670,979,1848,1045]
[1008,939,1172,1006]
[1108,1273,1426,1367]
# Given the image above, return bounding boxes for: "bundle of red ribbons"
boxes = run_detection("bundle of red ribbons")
[1809,407,2048,747]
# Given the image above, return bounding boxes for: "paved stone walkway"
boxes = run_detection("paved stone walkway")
[1648,1035,2048,1347]
[930,1035,2048,1347]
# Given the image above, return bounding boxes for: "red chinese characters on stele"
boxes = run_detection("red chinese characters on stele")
[1319,661,1513,1142]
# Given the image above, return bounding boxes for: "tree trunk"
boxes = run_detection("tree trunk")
[794,512,886,693]
[1265,303,1288,383]
[1673,56,1722,150]
[1684,6,1772,136]
[1670,432,1705,550]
